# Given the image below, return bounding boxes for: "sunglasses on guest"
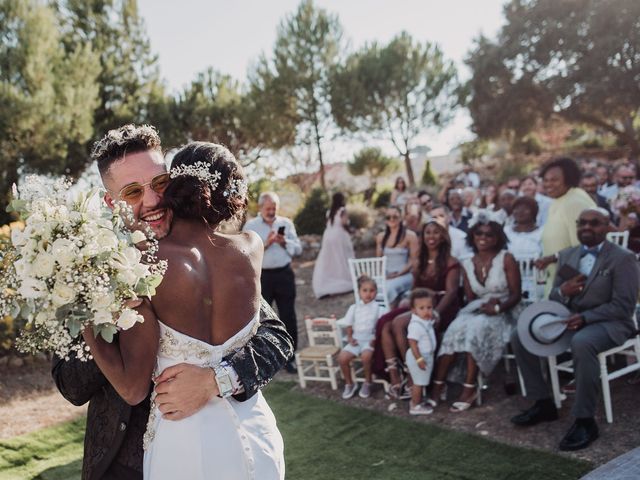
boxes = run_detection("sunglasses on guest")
[385,214,401,220]
[116,173,171,205]
[576,218,606,227]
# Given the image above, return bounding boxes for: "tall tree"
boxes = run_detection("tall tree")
[251,0,344,189]
[466,0,640,155]
[0,0,99,224]
[331,32,458,186]
[56,0,161,138]
[348,147,398,191]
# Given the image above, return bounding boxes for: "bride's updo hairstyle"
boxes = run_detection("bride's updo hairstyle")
[161,142,248,226]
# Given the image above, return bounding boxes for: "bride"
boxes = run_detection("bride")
[83,142,285,479]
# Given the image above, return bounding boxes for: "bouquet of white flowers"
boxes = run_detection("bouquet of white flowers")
[0,176,167,361]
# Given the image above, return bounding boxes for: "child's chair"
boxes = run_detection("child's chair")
[295,316,342,390]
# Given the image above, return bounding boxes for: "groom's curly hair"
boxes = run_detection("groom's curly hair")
[161,142,247,226]
[92,124,162,178]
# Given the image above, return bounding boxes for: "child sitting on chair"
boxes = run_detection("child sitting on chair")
[338,275,381,400]
[405,288,437,415]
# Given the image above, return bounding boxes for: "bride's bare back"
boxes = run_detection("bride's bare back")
[151,218,263,345]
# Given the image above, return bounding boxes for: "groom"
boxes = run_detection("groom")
[52,124,293,480]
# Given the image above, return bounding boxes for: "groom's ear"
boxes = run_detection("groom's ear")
[104,191,115,210]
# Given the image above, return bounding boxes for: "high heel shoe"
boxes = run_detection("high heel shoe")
[449,383,478,413]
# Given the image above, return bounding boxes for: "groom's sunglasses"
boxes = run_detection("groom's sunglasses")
[117,173,171,204]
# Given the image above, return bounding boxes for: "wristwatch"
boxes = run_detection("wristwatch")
[213,365,235,398]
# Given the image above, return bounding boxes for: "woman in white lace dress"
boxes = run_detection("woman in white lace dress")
[84,142,285,479]
[312,192,355,298]
[430,216,521,413]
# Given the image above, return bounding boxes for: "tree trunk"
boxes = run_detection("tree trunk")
[313,120,326,191]
[403,151,415,187]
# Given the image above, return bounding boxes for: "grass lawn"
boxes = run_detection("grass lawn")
[0,382,592,480]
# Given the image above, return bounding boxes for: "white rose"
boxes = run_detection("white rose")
[117,268,138,286]
[92,292,115,311]
[51,238,77,267]
[32,252,55,278]
[51,281,77,307]
[14,258,32,278]
[116,308,143,330]
[130,230,147,244]
[31,220,53,241]
[35,311,50,325]
[111,247,141,270]
[95,228,118,252]
[93,310,113,325]
[82,241,100,258]
[11,227,26,246]
[18,278,47,299]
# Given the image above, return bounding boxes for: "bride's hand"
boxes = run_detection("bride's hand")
[154,363,219,420]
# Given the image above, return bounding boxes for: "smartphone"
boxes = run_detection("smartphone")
[557,264,582,281]
[277,226,285,236]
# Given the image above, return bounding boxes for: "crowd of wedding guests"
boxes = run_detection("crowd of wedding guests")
[310,155,640,451]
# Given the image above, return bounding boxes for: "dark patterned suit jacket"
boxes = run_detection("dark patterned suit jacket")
[52,300,292,480]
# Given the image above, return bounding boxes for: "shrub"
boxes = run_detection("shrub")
[347,204,374,230]
[294,188,329,235]
[421,159,438,186]
[373,189,391,209]
[0,316,15,356]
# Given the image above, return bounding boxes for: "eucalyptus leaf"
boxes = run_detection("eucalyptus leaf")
[67,318,81,338]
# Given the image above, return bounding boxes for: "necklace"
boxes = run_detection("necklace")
[474,256,493,282]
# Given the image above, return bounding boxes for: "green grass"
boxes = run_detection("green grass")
[0,383,592,480]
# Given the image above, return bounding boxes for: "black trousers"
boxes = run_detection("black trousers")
[261,264,298,351]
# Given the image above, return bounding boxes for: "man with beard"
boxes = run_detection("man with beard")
[510,208,639,451]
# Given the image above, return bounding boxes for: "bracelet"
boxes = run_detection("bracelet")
[416,357,425,363]
[494,303,501,314]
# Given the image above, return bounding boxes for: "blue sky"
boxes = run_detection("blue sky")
[137,0,506,159]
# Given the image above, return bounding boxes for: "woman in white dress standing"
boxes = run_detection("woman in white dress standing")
[83,142,285,479]
[312,192,355,299]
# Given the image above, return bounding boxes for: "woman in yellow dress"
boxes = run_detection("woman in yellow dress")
[535,157,595,295]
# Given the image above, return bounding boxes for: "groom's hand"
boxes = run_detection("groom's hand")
[154,363,219,420]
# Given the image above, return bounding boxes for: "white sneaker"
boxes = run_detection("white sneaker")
[358,382,372,398]
[342,383,358,399]
[409,403,433,416]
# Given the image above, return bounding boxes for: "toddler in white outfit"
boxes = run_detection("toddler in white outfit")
[405,288,437,415]
[338,276,381,400]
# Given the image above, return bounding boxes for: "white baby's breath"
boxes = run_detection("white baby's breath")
[0,175,167,361]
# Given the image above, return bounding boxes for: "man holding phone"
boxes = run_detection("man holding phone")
[244,192,303,373]
[510,208,639,451]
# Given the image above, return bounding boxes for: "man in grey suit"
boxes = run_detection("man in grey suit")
[510,208,639,451]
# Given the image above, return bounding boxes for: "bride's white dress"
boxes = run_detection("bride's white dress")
[143,314,285,479]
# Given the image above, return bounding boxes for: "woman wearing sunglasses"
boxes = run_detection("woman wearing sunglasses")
[430,214,521,412]
[375,206,419,306]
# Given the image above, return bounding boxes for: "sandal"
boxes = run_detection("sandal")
[449,383,478,413]
[431,380,447,402]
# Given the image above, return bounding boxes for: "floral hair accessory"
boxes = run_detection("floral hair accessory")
[170,162,222,191]
[223,178,248,198]
[468,209,502,229]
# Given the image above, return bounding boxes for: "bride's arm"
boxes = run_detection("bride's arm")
[82,300,159,405]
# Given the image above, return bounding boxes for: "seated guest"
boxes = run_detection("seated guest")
[428,204,473,261]
[495,189,517,226]
[505,196,543,301]
[519,175,551,226]
[462,187,480,215]
[377,221,461,397]
[431,216,521,412]
[595,163,612,192]
[376,206,419,306]
[391,176,411,208]
[480,183,500,211]
[418,190,433,224]
[580,172,612,217]
[403,196,423,234]
[599,163,635,203]
[505,197,542,259]
[446,189,472,233]
[510,208,639,451]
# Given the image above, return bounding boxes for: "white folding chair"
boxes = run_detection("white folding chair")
[515,255,544,302]
[548,314,640,423]
[606,230,629,249]
[348,257,390,311]
[295,316,342,390]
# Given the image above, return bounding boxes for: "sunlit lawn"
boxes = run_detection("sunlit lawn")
[0,382,592,480]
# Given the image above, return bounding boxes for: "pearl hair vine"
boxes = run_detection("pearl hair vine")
[170,161,247,198]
